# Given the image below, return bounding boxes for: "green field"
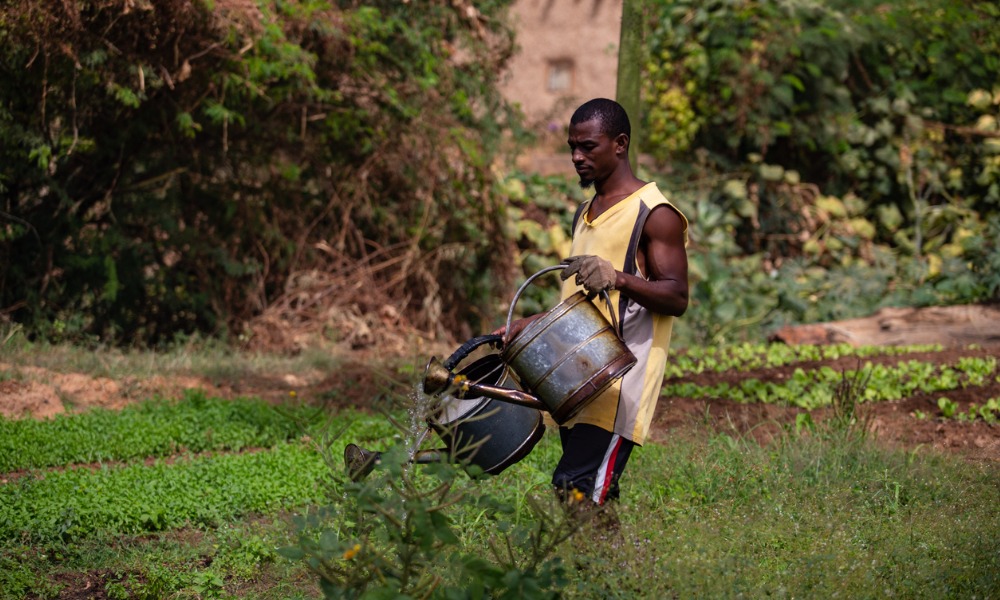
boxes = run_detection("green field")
[1,344,999,599]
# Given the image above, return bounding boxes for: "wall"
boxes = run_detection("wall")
[501,0,623,134]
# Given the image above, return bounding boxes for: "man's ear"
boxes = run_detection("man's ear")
[615,133,630,156]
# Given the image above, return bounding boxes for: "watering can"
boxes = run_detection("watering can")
[345,264,636,481]
[346,340,544,480]
[422,264,637,425]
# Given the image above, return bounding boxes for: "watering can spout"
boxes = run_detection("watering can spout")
[422,357,547,411]
[422,356,455,396]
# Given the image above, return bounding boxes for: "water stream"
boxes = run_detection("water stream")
[406,382,435,461]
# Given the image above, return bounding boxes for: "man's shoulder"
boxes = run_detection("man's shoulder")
[636,182,672,207]
[638,185,689,241]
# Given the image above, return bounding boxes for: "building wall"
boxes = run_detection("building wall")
[500,0,623,132]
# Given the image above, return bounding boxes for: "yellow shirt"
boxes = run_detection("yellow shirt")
[560,182,688,444]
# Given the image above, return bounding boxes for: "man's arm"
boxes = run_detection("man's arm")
[613,205,689,317]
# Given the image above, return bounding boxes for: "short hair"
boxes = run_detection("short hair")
[570,98,631,142]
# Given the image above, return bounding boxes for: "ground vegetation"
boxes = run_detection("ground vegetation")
[0,338,998,598]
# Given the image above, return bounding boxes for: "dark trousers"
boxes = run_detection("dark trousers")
[551,423,635,505]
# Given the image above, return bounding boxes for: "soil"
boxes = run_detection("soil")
[2,340,998,465]
[651,342,1000,463]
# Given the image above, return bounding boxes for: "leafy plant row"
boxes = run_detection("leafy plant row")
[0,390,315,473]
[0,442,327,543]
[664,342,943,378]
[931,396,1000,423]
[661,357,998,410]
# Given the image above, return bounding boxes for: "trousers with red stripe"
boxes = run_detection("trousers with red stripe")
[551,423,636,505]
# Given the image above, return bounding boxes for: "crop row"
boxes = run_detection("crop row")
[661,357,998,410]
[664,342,944,378]
[0,390,318,472]
[0,442,329,543]
[932,397,1000,423]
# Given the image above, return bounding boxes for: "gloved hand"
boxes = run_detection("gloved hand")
[560,255,617,294]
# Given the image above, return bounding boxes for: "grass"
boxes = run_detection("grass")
[1,336,998,598]
[0,329,346,385]
[581,428,1000,598]
[1,516,318,599]
[4,403,999,598]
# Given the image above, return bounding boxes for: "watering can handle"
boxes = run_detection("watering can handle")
[443,334,503,371]
[504,264,620,344]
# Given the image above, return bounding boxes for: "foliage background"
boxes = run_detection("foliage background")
[1,0,519,348]
[1,0,999,349]
[640,0,1000,344]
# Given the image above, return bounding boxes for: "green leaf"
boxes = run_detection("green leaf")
[782,74,806,92]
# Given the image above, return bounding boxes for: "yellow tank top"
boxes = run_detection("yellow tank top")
[560,182,688,444]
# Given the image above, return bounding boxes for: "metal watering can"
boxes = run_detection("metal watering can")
[423,264,637,424]
[345,264,636,480]
[345,339,544,481]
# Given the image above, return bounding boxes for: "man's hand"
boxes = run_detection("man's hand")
[560,255,617,294]
[492,314,543,344]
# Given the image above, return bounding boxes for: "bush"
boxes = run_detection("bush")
[0,0,521,345]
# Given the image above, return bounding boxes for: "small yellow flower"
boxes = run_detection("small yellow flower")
[289,390,297,398]
[342,543,361,560]
[571,489,585,503]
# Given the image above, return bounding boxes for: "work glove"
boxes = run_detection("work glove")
[560,255,617,294]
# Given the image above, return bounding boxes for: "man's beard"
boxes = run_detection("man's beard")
[578,178,594,189]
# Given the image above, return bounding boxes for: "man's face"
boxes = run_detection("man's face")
[568,118,619,189]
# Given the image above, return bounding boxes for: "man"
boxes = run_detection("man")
[503,98,689,506]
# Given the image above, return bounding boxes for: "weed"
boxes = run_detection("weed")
[0,336,346,387]
[214,529,277,579]
[0,323,26,349]
[280,397,576,598]
[104,580,130,600]
[617,427,1000,598]
[136,564,185,599]
[0,553,47,600]
[190,570,227,600]
[829,362,873,435]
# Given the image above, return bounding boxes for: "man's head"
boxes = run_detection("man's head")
[568,98,632,189]
[570,98,631,149]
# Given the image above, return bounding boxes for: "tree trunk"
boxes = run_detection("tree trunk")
[616,0,646,165]
[769,304,1000,347]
